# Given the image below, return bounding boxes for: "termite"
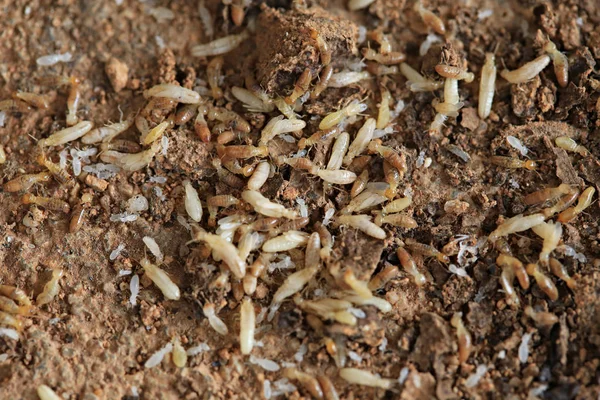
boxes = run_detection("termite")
[383,161,401,199]
[414,1,446,35]
[37,153,74,185]
[350,169,369,198]
[496,254,529,290]
[69,203,86,233]
[38,121,94,147]
[213,159,246,189]
[499,260,520,306]
[429,113,447,135]
[207,56,224,99]
[368,264,399,290]
[311,65,333,99]
[548,258,576,289]
[22,194,70,213]
[382,196,412,214]
[336,214,386,239]
[404,238,449,263]
[435,65,474,82]
[207,194,239,208]
[3,172,51,192]
[327,132,350,171]
[298,126,341,150]
[342,118,376,166]
[368,139,407,175]
[0,311,23,330]
[247,161,270,191]
[542,188,579,217]
[376,89,392,129]
[319,101,368,130]
[526,263,558,301]
[283,157,318,174]
[14,92,53,109]
[207,107,251,133]
[314,222,333,260]
[140,258,181,300]
[490,156,538,170]
[66,76,82,126]
[366,62,399,76]
[555,136,589,156]
[531,221,562,266]
[100,139,142,153]
[240,297,255,355]
[285,69,312,105]
[557,187,595,222]
[524,306,558,327]
[523,184,572,205]
[243,253,273,295]
[174,104,197,125]
[284,368,324,399]
[397,247,427,286]
[451,312,472,364]
[0,296,31,315]
[195,104,211,142]
[478,53,497,119]
[500,54,551,84]
[488,213,546,243]
[361,48,405,65]
[231,0,245,26]
[222,158,255,177]
[220,144,268,159]
[316,375,339,400]
[543,40,569,88]
[37,269,65,306]
[310,29,332,66]
[0,285,32,307]
[374,212,417,229]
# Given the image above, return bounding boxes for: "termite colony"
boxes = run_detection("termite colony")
[0,0,596,398]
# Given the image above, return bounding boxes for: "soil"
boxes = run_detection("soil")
[0,0,600,399]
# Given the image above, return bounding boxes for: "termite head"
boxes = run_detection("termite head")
[524,160,538,170]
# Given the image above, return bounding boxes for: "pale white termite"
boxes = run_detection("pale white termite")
[382,196,412,214]
[319,101,368,130]
[259,116,306,145]
[262,230,309,252]
[172,337,188,368]
[190,228,247,278]
[36,269,64,306]
[100,140,162,171]
[443,78,459,105]
[183,180,203,222]
[429,113,447,135]
[336,214,386,239]
[339,368,394,389]
[342,295,392,312]
[543,40,569,88]
[328,71,370,88]
[143,83,201,104]
[81,117,133,144]
[141,120,170,145]
[242,190,298,219]
[347,0,375,10]
[143,236,164,262]
[272,265,319,304]
[531,221,562,266]
[191,31,250,57]
[316,169,357,184]
[198,0,214,38]
[203,303,229,335]
[500,54,551,83]
[478,53,497,119]
[0,145,5,164]
[414,1,446,35]
[36,52,72,66]
[555,136,589,156]
[247,161,270,190]
[37,385,63,400]
[38,121,94,147]
[231,86,274,113]
[240,297,256,355]
[342,118,376,166]
[327,132,350,170]
[140,258,180,300]
[376,89,392,129]
[144,342,173,369]
[488,213,546,242]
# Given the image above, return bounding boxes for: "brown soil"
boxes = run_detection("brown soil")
[0,0,599,399]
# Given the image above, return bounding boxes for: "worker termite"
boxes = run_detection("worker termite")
[220,145,269,160]
[14,92,53,109]
[524,305,559,328]
[144,83,201,104]
[368,264,398,290]
[478,53,497,119]
[285,69,312,105]
[414,1,445,35]
[284,368,324,399]
[207,56,224,99]
[263,230,309,252]
[242,190,298,219]
[247,161,270,191]
[298,126,341,150]
[397,247,427,286]
[531,221,562,266]
[194,104,211,142]
[22,194,70,213]
[260,115,306,145]
[361,48,406,65]
[548,258,576,289]
[429,113,448,135]
[37,153,74,185]
[490,156,538,170]
[190,226,248,278]
[37,269,65,306]
[404,238,450,263]
[66,76,82,126]
[207,194,239,208]
[100,139,142,153]
[557,186,595,222]
[523,184,572,205]
[342,118,376,166]
[526,263,558,301]
[174,104,198,125]
[214,159,246,189]
[366,62,399,76]
[368,139,407,174]
[488,213,546,243]
[0,311,23,330]
[314,222,333,260]
[0,296,30,315]
[310,29,332,66]
[316,169,357,185]
[243,253,273,295]
[38,121,94,147]
[374,212,417,229]
[82,117,134,144]
[350,169,369,198]
[435,65,474,82]
[499,260,520,306]
[311,65,333,99]
[327,132,350,171]
[0,285,32,307]
[496,254,530,290]
[555,136,589,156]
[339,368,394,389]
[376,89,392,129]
[319,101,368,130]
[140,258,181,300]
[69,204,86,233]
[3,172,51,192]
[382,196,412,214]
[500,54,551,84]
[142,120,171,145]
[451,312,472,364]
[542,188,579,217]
[383,161,401,199]
[543,40,569,88]
[336,214,386,239]
[240,297,255,355]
